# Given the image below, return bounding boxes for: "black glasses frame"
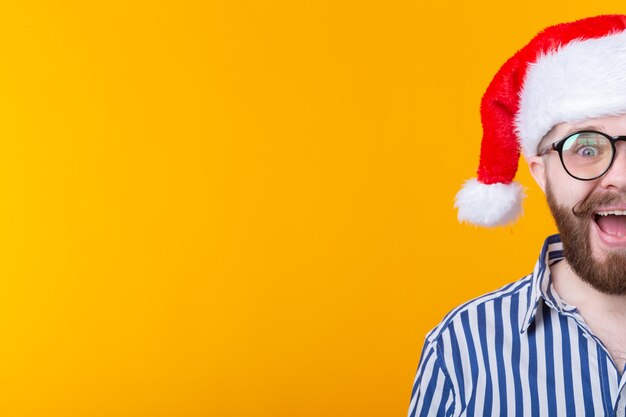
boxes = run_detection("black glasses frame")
[539,130,626,181]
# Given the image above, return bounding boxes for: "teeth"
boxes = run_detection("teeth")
[596,210,626,216]
[605,231,626,237]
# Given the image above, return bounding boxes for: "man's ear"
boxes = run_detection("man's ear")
[527,155,547,193]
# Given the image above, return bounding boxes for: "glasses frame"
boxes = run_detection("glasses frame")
[539,130,626,181]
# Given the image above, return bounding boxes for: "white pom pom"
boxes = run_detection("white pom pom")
[454,179,524,227]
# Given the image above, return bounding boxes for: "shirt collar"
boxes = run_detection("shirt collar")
[520,234,569,333]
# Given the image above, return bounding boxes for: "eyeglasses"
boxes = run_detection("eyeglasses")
[538,130,626,181]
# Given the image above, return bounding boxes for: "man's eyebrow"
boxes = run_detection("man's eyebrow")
[561,125,603,137]
[538,125,603,153]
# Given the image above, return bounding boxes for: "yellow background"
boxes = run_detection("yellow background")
[0,1,622,416]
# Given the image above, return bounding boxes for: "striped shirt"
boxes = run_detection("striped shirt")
[408,234,626,417]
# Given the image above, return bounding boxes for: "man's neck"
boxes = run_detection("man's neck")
[551,259,626,373]
[551,259,626,315]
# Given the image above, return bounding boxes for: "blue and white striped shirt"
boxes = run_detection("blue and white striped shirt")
[408,234,626,417]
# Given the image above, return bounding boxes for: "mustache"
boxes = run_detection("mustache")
[572,193,626,217]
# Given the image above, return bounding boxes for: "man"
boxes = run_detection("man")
[408,15,626,416]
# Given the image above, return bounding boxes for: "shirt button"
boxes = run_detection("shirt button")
[617,409,625,417]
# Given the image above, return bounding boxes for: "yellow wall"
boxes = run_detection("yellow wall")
[0,1,621,416]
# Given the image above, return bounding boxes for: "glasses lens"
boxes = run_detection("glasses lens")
[561,132,613,179]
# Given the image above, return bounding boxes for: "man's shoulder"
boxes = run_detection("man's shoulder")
[424,273,535,345]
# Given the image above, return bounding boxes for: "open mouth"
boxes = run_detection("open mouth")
[594,210,626,238]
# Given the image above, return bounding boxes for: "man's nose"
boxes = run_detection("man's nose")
[600,141,626,190]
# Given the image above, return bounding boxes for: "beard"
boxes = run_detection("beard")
[546,181,626,295]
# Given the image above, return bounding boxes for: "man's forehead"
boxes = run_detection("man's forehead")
[547,114,626,141]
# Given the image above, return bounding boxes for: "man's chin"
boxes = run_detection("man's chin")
[547,190,626,295]
[568,224,626,295]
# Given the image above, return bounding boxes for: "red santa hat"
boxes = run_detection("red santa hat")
[455,14,626,227]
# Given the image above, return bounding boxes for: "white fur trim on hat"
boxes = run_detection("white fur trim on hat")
[516,30,626,158]
[455,179,525,227]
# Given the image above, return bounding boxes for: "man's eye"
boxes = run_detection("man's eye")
[576,146,600,157]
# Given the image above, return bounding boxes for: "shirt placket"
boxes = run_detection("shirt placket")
[562,307,624,415]
[542,255,626,415]
[614,373,626,417]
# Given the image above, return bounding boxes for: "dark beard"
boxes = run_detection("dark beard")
[546,182,626,295]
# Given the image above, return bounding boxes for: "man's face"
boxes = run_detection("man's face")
[531,114,626,294]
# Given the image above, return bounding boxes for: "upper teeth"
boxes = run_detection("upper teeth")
[597,210,626,216]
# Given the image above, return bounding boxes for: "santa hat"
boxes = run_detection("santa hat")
[455,14,626,227]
